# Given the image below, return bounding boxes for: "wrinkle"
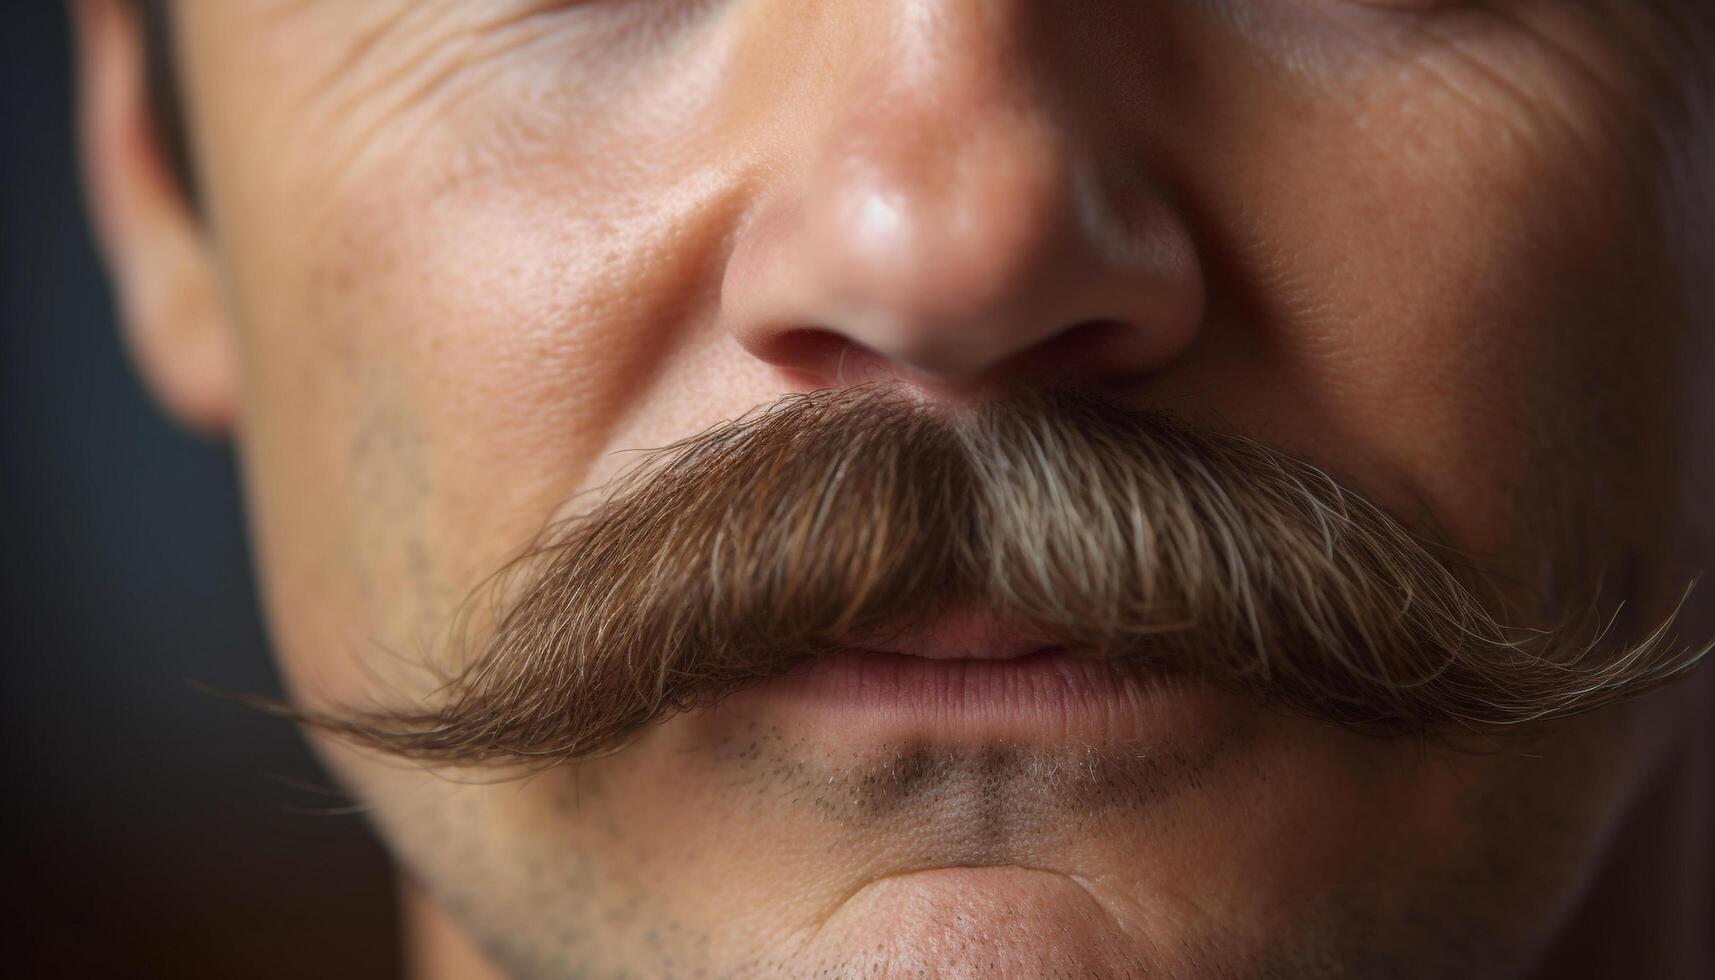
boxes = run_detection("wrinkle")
[288,4,670,229]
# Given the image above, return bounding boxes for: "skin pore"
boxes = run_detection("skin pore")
[76,0,1715,977]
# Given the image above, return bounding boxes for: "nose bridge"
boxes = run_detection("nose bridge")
[882,0,1042,115]
[841,0,1068,221]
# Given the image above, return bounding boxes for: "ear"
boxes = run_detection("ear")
[72,0,237,435]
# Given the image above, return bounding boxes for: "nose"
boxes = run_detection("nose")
[722,3,1204,398]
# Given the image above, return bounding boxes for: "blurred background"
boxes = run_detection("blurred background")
[2,5,400,976]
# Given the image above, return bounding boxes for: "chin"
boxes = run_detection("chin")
[797,866,1157,980]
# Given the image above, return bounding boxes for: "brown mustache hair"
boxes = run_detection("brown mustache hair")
[291,385,1705,767]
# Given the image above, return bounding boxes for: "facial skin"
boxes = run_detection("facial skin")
[76,0,1715,977]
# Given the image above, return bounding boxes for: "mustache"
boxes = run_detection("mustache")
[292,385,1705,767]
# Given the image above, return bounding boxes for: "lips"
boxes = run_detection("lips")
[716,607,1244,747]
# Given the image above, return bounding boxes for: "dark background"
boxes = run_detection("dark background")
[3,5,401,976]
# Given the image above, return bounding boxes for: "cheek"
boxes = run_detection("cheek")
[1158,14,1684,566]
[213,10,771,706]
[226,138,734,707]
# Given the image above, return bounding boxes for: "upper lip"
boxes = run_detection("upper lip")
[843,606,1068,661]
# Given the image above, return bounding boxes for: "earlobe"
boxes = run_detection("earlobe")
[72,0,237,436]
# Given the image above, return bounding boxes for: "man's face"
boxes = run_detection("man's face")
[82,0,1715,976]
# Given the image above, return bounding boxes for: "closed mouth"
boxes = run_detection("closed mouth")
[713,608,1242,747]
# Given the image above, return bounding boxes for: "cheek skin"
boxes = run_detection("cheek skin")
[1139,4,1695,597]
[180,1,1709,975]
[214,6,751,706]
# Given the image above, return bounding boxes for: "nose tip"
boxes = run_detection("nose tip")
[807,154,1071,384]
[726,136,1204,396]
[721,20,1205,400]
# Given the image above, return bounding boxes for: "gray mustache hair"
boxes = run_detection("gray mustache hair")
[287,385,1706,767]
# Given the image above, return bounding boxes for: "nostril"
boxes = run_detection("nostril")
[749,318,1165,393]
[754,327,888,387]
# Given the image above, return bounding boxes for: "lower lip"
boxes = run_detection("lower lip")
[715,649,1243,746]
